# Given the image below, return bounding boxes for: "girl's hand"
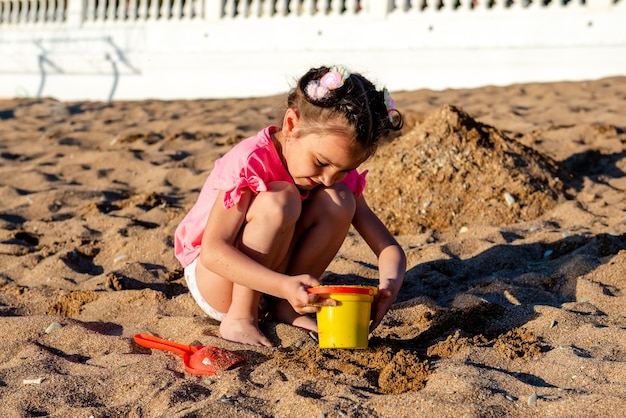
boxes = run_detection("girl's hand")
[370,278,403,332]
[285,274,336,315]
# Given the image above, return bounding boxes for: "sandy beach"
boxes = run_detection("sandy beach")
[1,76,625,417]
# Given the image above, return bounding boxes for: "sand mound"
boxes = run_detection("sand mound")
[365,105,567,235]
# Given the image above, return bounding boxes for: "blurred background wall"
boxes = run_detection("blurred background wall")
[1,0,625,100]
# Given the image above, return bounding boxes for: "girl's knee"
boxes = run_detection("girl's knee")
[249,181,302,226]
[313,183,356,221]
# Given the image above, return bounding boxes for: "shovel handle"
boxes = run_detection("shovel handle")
[133,334,198,356]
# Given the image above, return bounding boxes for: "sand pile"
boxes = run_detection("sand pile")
[365,105,566,235]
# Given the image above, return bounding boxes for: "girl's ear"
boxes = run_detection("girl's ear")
[282,108,300,138]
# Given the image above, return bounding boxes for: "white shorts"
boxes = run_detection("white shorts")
[184,258,227,322]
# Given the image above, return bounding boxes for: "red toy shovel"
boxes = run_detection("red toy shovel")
[133,334,245,375]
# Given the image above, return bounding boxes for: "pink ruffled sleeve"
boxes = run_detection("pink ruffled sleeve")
[341,169,368,197]
[222,175,268,209]
[219,153,274,209]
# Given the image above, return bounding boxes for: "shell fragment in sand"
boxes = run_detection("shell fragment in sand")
[23,378,45,385]
[504,290,521,305]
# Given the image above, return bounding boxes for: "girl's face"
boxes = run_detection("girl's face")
[281,132,368,191]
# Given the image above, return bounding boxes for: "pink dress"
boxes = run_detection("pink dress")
[174,126,367,267]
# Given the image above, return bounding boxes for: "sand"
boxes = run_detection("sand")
[1,76,625,417]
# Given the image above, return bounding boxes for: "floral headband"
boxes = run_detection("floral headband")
[305,65,397,123]
[306,65,351,101]
[383,87,396,122]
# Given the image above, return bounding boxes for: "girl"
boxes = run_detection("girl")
[175,65,406,346]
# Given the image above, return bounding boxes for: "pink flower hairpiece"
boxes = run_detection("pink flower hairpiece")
[383,87,395,122]
[306,65,351,101]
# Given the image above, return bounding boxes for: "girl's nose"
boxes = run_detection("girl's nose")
[320,170,337,187]
[321,168,349,187]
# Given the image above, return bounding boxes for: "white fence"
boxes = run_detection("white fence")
[0,0,625,100]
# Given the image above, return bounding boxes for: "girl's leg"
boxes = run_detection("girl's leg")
[270,183,356,329]
[196,261,270,345]
[196,181,302,346]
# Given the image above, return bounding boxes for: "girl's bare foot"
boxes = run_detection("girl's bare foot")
[269,299,318,333]
[290,314,317,333]
[219,316,272,347]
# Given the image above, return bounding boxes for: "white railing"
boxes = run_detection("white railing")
[78,0,202,22]
[0,0,624,100]
[1,0,617,25]
[0,0,66,24]
[0,0,363,24]
[220,0,364,18]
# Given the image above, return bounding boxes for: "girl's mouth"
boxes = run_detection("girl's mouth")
[306,178,320,187]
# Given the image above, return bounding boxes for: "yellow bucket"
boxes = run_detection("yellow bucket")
[308,285,377,349]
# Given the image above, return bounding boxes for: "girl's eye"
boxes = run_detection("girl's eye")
[316,159,328,167]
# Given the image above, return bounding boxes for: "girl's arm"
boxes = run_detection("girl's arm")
[351,194,407,331]
[198,189,322,314]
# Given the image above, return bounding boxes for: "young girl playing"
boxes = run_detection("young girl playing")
[175,65,406,346]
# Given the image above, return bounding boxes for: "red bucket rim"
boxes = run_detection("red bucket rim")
[307,285,377,296]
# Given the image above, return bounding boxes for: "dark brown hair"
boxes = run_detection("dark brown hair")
[286,66,403,157]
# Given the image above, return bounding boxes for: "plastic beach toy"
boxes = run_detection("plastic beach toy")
[307,285,377,349]
[133,334,245,375]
